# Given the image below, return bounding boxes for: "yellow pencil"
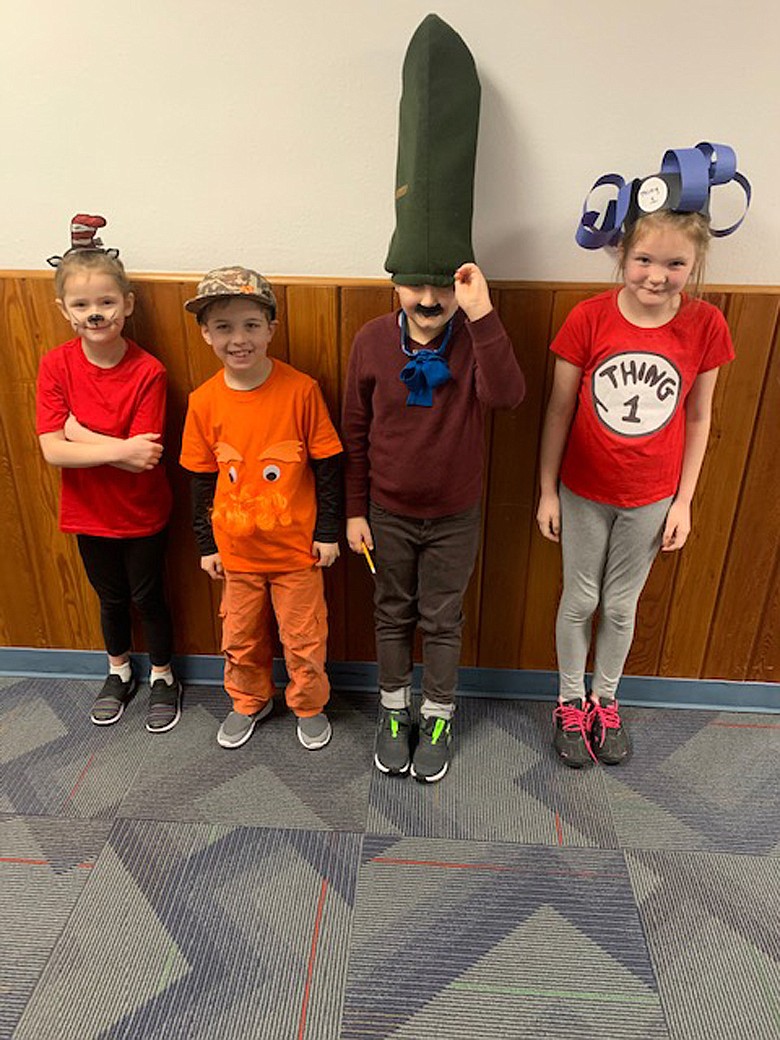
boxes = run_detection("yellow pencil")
[361,543,376,574]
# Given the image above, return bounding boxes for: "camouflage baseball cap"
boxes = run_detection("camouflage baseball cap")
[184,266,277,319]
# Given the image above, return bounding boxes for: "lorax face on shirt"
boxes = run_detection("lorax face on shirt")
[199,298,277,381]
[395,284,458,345]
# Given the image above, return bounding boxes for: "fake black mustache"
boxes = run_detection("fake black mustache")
[415,304,444,318]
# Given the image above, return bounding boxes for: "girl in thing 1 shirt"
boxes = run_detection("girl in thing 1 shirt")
[537,144,749,768]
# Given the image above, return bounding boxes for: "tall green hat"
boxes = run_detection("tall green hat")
[384,14,481,287]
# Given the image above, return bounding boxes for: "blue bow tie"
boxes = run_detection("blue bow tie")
[398,313,454,407]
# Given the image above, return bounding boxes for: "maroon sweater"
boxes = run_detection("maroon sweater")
[342,308,525,519]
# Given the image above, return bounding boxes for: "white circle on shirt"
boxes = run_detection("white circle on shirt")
[637,176,669,213]
[592,351,682,437]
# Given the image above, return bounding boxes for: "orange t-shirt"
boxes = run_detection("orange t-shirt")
[180,361,342,572]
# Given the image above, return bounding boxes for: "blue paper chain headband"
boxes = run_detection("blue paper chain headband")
[575,142,751,250]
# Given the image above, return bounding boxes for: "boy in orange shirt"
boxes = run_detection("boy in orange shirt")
[180,267,343,750]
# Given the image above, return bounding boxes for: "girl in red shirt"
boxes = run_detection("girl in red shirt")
[36,217,179,732]
[538,150,746,767]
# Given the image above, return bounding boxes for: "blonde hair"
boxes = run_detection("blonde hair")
[619,210,711,296]
[54,250,132,299]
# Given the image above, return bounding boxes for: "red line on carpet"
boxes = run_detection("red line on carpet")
[555,812,564,846]
[372,857,513,871]
[61,752,95,808]
[0,857,93,868]
[297,877,328,1040]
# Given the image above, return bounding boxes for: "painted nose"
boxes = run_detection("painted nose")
[87,313,106,325]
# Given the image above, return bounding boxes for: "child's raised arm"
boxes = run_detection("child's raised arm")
[537,357,581,542]
[453,262,493,323]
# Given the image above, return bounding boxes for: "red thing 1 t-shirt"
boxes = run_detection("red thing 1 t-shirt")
[552,291,734,507]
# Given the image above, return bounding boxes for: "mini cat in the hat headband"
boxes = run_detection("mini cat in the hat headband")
[47,214,120,267]
[575,142,751,250]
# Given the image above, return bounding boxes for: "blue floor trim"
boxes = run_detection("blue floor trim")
[0,647,777,713]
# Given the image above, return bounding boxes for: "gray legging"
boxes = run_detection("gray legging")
[556,483,672,702]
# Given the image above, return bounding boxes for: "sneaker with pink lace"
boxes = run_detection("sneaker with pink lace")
[588,697,631,765]
[552,699,597,768]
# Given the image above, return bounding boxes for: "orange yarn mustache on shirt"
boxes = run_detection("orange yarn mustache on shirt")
[211,487,293,535]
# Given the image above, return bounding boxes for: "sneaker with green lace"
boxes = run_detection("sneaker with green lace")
[374,705,412,775]
[411,714,452,783]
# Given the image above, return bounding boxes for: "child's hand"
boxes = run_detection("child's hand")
[122,433,163,471]
[662,499,691,551]
[454,263,493,323]
[347,516,373,553]
[200,553,224,580]
[313,541,340,567]
[536,491,561,542]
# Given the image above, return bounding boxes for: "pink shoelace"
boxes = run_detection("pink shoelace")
[589,699,622,749]
[554,701,598,762]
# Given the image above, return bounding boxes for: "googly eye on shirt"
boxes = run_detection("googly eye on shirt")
[262,464,281,482]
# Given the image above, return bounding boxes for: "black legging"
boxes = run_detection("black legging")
[77,529,173,666]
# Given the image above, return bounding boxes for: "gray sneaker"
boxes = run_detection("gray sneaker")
[297,713,332,750]
[374,705,412,775]
[217,700,273,749]
[410,714,452,783]
[91,672,138,726]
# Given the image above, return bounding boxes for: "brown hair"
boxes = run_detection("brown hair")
[54,250,132,299]
[618,210,711,297]
[196,296,274,326]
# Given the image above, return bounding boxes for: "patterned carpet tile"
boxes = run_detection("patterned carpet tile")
[12,820,361,1040]
[602,709,780,854]
[340,837,669,1039]
[117,688,376,830]
[0,678,151,818]
[0,815,111,1039]
[367,699,618,847]
[628,849,780,1040]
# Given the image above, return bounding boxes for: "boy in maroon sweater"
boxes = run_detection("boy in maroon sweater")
[343,264,525,781]
[343,16,525,783]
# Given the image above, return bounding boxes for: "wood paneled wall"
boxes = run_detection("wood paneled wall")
[1,271,778,683]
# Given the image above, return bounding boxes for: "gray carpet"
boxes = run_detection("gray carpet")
[1,678,778,1039]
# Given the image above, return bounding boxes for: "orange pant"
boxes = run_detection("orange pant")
[220,568,329,717]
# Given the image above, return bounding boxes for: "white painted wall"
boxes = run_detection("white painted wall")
[2,0,777,283]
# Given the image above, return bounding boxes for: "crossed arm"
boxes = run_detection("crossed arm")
[38,414,163,472]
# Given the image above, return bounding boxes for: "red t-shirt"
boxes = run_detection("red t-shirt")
[36,338,172,537]
[552,290,734,507]
[180,361,342,573]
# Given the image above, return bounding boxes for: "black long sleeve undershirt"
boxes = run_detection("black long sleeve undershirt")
[311,452,344,542]
[189,470,219,556]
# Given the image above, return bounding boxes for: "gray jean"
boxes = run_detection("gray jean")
[369,501,482,706]
[556,484,672,701]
